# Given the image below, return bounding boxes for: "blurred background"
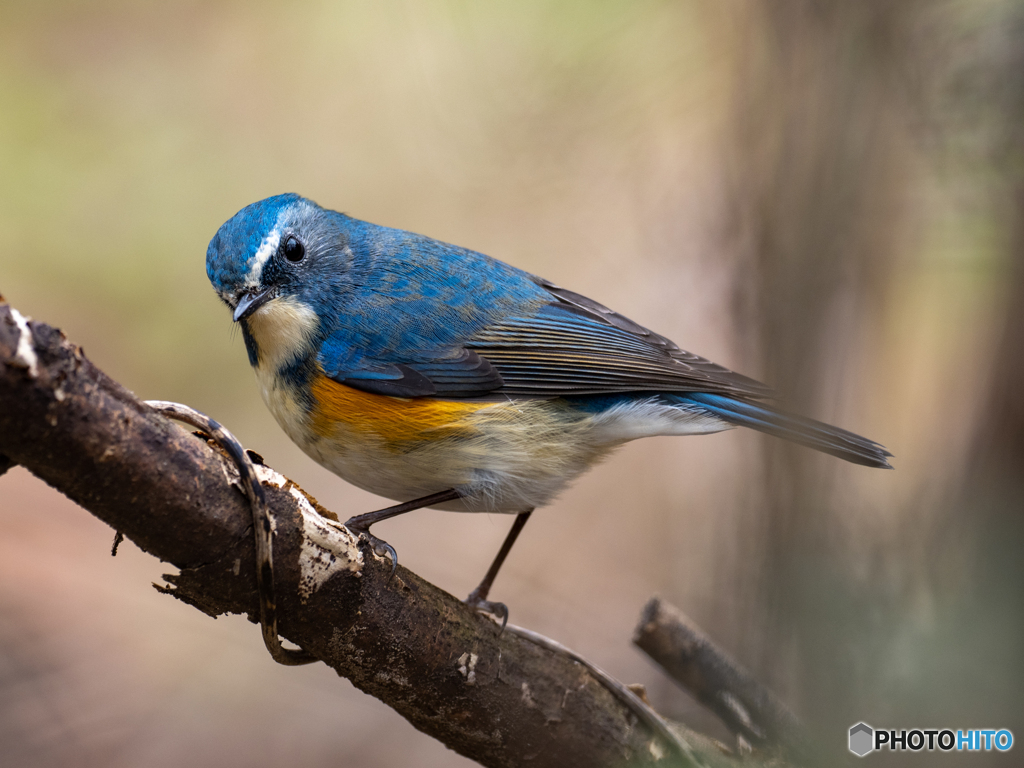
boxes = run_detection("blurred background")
[1,1,1022,765]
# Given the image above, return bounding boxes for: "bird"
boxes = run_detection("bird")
[206,193,892,623]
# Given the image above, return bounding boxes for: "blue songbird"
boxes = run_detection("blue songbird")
[207,193,892,622]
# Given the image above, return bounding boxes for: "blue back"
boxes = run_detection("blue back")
[315,216,551,376]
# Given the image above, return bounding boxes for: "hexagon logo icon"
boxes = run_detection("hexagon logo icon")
[849,723,874,757]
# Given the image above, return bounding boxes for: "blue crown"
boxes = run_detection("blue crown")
[206,193,307,294]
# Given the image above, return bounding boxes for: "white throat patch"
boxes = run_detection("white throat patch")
[246,295,319,373]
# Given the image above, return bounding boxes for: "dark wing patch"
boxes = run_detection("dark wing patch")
[338,364,437,397]
[335,350,504,398]
[405,348,505,395]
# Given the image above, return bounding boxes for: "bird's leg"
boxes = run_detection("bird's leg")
[345,488,461,579]
[465,509,533,629]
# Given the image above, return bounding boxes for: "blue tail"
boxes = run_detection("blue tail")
[680,393,893,469]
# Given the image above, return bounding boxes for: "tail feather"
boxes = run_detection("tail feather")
[681,392,893,469]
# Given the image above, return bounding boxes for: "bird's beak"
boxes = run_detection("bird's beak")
[233,288,273,322]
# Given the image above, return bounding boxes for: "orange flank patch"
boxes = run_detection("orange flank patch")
[309,374,488,447]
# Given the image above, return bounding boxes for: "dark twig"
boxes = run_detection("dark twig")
[634,597,803,757]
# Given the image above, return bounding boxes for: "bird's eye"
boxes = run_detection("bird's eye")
[282,235,305,262]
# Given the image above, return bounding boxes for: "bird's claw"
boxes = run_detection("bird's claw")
[348,526,398,583]
[465,589,509,632]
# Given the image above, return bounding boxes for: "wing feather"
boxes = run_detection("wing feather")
[461,281,773,398]
[327,278,772,401]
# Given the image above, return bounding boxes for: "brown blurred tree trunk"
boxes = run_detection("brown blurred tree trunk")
[951,45,1024,741]
[723,0,1024,758]
[723,0,915,725]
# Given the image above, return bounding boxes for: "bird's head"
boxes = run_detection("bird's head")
[207,193,357,370]
[206,193,350,322]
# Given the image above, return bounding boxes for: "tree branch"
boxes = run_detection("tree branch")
[634,597,803,760]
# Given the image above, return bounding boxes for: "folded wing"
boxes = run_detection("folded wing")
[333,277,772,401]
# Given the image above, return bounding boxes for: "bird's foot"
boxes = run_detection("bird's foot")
[345,521,398,582]
[465,586,509,632]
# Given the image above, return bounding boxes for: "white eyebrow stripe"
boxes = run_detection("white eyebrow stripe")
[244,228,281,289]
